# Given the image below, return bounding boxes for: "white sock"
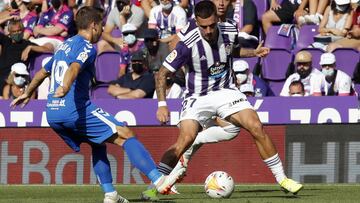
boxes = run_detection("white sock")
[263,153,287,184]
[153,174,164,186]
[193,125,240,145]
[105,191,117,197]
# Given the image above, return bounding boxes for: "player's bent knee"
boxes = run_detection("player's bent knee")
[116,126,135,139]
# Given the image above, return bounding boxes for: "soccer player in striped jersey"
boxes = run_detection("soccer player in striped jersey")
[10,6,184,203]
[142,0,303,200]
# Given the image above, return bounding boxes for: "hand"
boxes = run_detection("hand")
[10,93,31,109]
[294,9,305,20]
[254,41,270,57]
[271,1,281,11]
[113,37,125,48]
[120,5,131,16]
[156,106,170,124]
[33,26,40,37]
[53,86,69,98]
[21,46,32,61]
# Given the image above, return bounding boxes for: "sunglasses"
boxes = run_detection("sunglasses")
[15,74,28,77]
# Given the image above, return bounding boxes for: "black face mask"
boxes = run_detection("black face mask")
[51,0,61,10]
[132,63,144,74]
[145,40,159,56]
[297,67,312,79]
[11,0,19,10]
[116,1,126,12]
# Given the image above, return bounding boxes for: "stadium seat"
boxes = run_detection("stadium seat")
[296,48,325,70]
[253,0,268,21]
[111,28,122,38]
[262,49,293,80]
[91,85,115,99]
[332,48,359,78]
[29,53,53,78]
[295,25,318,50]
[95,51,121,83]
[264,25,292,50]
[265,80,285,96]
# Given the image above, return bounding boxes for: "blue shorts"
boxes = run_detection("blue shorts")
[49,106,124,152]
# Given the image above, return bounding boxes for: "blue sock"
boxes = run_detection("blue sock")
[123,137,163,183]
[92,144,115,193]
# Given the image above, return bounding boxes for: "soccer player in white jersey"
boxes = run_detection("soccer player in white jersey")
[280,50,326,96]
[10,6,184,203]
[319,52,355,96]
[142,0,303,200]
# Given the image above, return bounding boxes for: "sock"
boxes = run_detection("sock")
[92,144,115,193]
[263,153,287,184]
[123,137,162,183]
[193,125,240,145]
[157,162,173,175]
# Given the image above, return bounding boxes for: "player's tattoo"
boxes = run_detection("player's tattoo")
[155,66,169,101]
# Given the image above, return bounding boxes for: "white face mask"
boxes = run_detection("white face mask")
[290,93,303,97]
[322,68,334,77]
[161,2,173,10]
[236,73,247,84]
[124,34,136,46]
[14,76,26,86]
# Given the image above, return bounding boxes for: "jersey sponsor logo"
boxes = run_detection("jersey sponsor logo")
[166,50,177,63]
[208,61,227,78]
[229,98,247,107]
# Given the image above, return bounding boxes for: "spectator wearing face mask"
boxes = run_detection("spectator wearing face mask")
[289,80,305,96]
[320,52,355,96]
[148,0,187,44]
[0,19,51,99]
[97,0,145,54]
[233,60,274,97]
[107,50,155,99]
[2,62,36,99]
[10,0,39,40]
[280,51,326,96]
[31,0,74,52]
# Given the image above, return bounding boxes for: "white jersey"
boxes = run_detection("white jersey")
[148,5,187,39]
[163,20,239,98]
[324,69,353,96]
[280,68,325,96]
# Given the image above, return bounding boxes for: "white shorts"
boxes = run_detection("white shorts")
[179,88,253,127]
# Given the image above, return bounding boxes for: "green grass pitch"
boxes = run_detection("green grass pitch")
[0,184,360,203]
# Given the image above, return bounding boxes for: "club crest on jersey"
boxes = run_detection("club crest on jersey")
[166,50,177,63]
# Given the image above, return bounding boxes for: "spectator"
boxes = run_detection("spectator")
[119,23,145,76]
[148,0,187,44]
[32,0,74,51]
[320,52,355,95]
[239,83,255,97]
[262,0,303,34]
[327,2,360,52]
[97,0,145,54]
[153,74,183,99]
[227,0,259,48]
[13,0,39,40]
[0,19,51,99]
[141,0,189,18]
[143,28,169,72]
[297,0,330,26]
[289,80,305,96]
[233,60,274,97]
[280,50,325,96]
[2,62,36,99]
[312,0,352,50]
[107,50,155,99]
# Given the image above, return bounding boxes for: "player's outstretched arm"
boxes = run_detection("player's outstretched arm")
[156,66,172,124]
[10,68,50,108]
[237,41,270,58]
[53,62,81,98]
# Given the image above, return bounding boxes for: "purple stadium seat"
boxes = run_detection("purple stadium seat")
[296,48,325,70]
[264,25,292,50]
[266,81,285,96]
[234,57,259,73]
[91,85,115,99]
[253,0,268,21]
[262,49,293,80]
[332,48,359,78]
[95,52,121,83]
[295,25,318,50]
[111,29,122,38]
[29,53,53,78]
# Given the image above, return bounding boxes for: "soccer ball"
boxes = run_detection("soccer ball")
[204,171,235,198]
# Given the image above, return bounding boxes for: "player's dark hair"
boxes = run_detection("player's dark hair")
[194,0,217,19]
[75,6,103,30]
